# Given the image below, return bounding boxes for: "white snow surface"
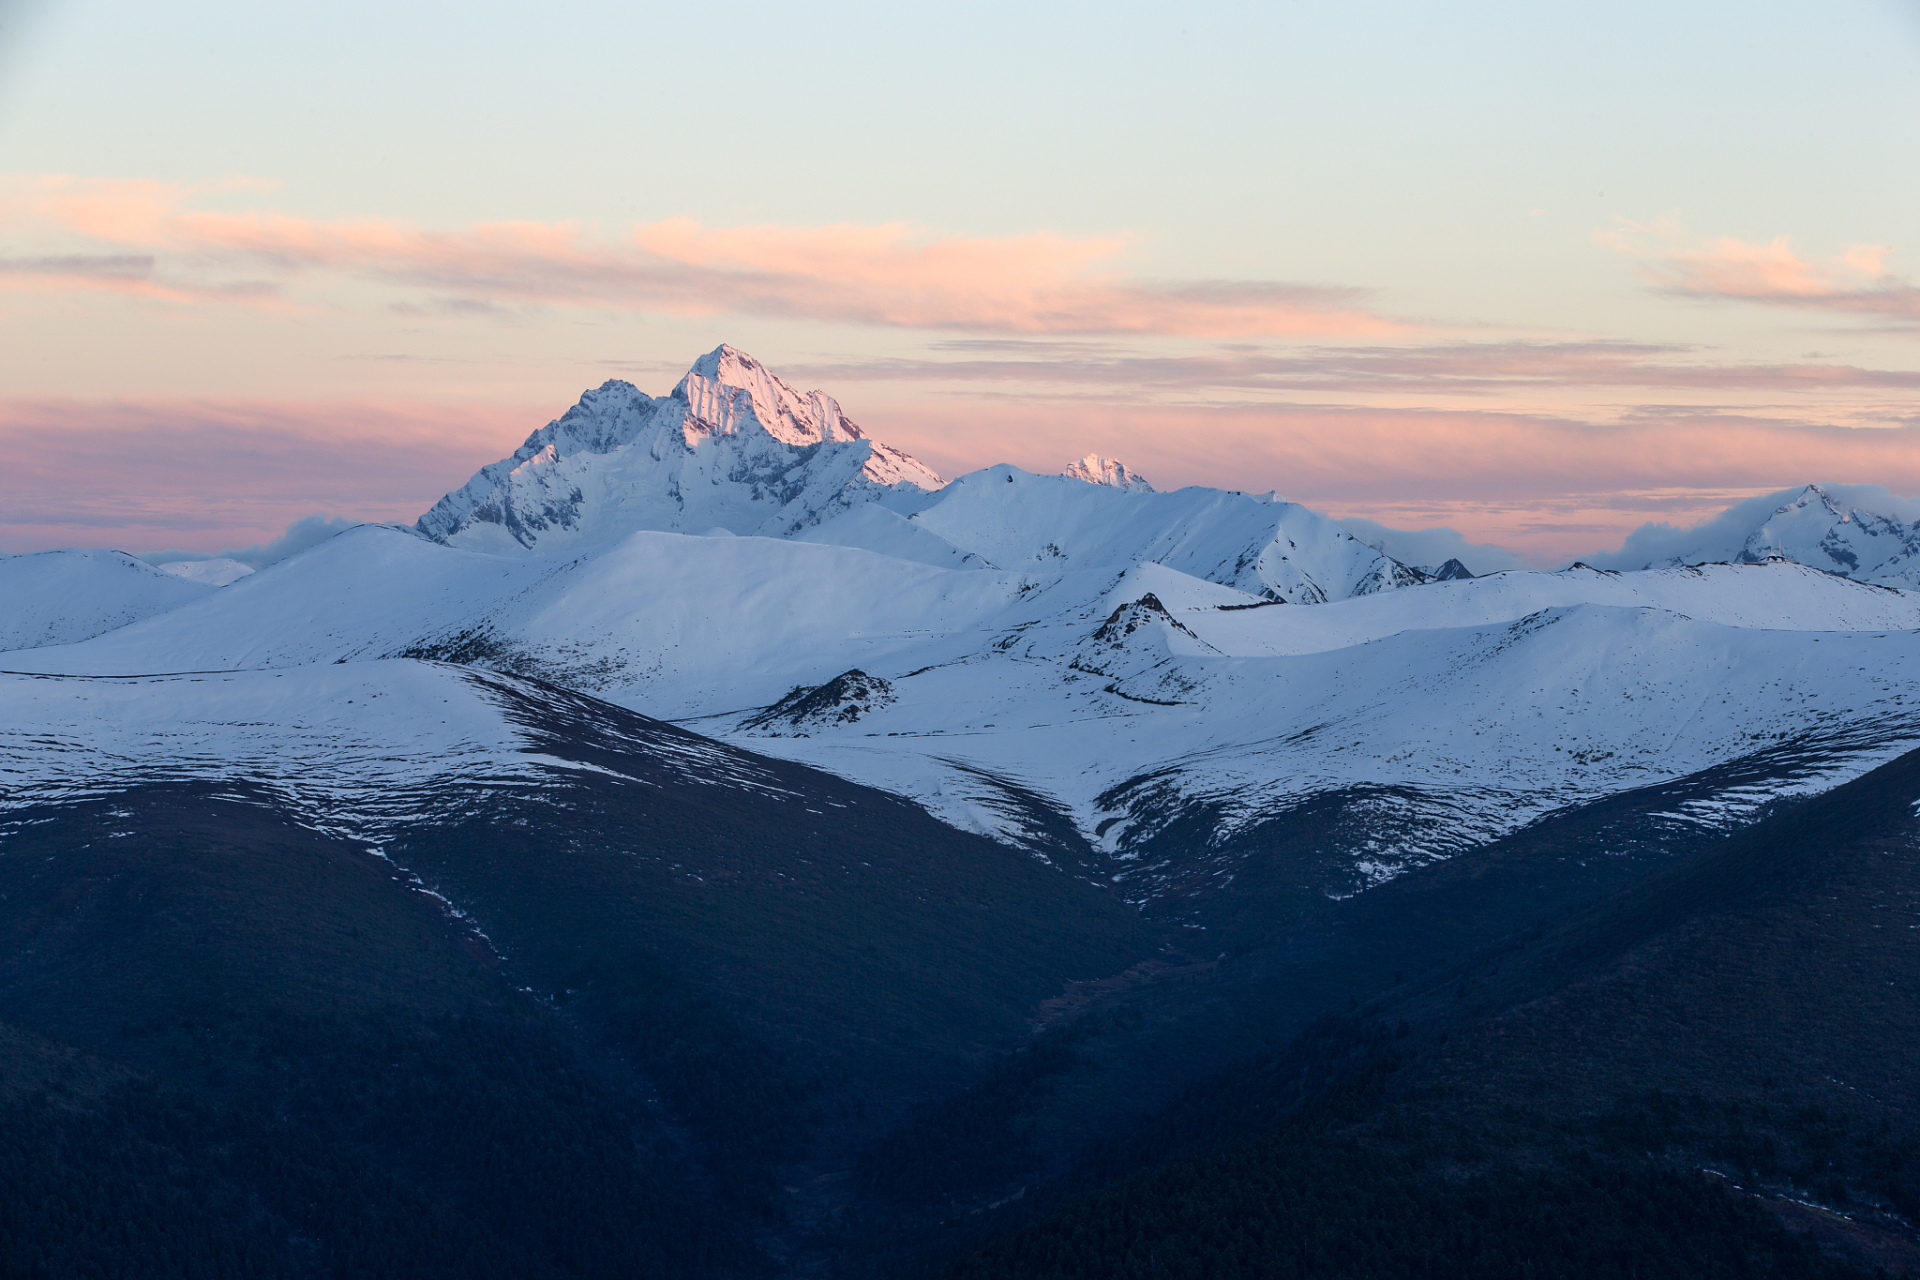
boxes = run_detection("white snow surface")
[14,364,1920,901]
[0,661,782,843]
[0,549,212,653]
[12,520,1920,898]
[160,557,256,587]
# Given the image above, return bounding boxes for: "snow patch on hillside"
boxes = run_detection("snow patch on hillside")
[160,557,256,587]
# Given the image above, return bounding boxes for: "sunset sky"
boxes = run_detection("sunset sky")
[3,0,1918,563]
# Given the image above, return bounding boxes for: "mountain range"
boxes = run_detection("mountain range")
[4,344,1918,1277]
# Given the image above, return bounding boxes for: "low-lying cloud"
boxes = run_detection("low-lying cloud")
[144,514,364,570]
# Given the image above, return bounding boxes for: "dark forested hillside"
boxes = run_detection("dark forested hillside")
[935,746,1920,1279]
[0,714,1154,1277]
[2,691,1916,1277]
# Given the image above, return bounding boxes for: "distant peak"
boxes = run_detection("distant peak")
[1063,454,1155,493]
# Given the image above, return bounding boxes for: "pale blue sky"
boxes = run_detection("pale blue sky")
[2,0,1918,557]
[7,2,1917,283]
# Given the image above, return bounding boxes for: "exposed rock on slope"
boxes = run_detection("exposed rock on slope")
[740,668,897,734]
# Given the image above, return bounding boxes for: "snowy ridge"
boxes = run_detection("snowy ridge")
[873,466,1431,603]
[0,662,792,845]
[413,345,1429,604]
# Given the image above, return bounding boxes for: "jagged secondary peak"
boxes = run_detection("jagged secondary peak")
[676,344,942,490]
[677,344,865,448]
[1063,454,1155,493]
[1737,483,1920,586]
[1600,482,1920,589]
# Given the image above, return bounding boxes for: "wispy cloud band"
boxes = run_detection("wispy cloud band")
[1603,220,1920,325]
[0,175,1399,337]
[788,339,1920,400]
[10,390,1912,561]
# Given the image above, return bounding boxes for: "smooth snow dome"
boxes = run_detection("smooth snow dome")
[1062,454,1155,492]
[159,557,256,587]
[0,548,212,653]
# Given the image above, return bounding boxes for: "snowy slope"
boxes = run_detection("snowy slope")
[4,524,1037,713]
[704,565,1920,894]
[15,519,1920,910]
[787,504,991,570]
[0,549,212,653]
[415,345,944,554]
[0,661,789,844]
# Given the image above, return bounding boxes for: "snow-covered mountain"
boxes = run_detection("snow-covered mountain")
[10,519,1920,914]
[13,347,1920,924]
[417,346,1430,604]
[415,345,943,553]
[1599,483,1920,588]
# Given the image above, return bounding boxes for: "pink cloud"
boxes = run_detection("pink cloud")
[867,395,1920,556]
[0,175,1401,337]
[5,387,1918,562]
[786,339,1920,398]
[1603,221,1920,324]
[0,396,536,553]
